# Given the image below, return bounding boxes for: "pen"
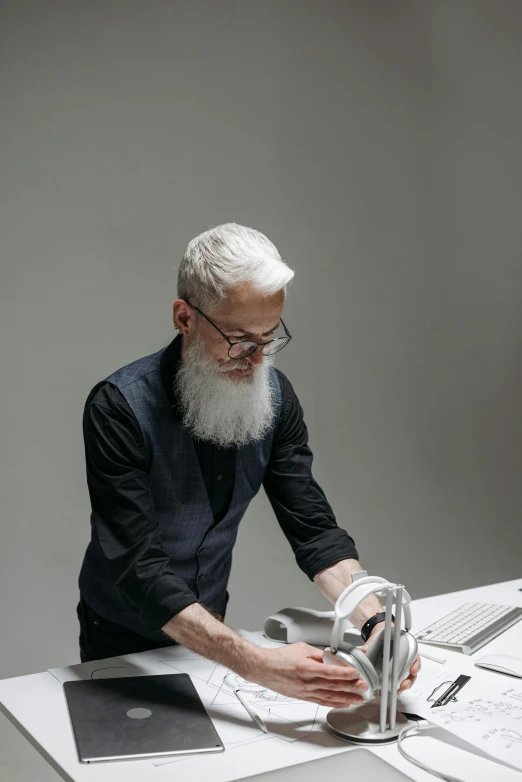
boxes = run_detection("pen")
[418,646,446,665]
[431,675,471,708]
[234,689,268,733]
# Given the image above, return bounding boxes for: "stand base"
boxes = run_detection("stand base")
[326,704,408,745]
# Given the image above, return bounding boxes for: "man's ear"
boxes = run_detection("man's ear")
[173,300,192,336]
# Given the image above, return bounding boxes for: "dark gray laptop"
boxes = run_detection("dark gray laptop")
[63,673,224,762]
[238,748,414,781]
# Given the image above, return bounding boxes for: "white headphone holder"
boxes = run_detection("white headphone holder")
[325,583,409,744]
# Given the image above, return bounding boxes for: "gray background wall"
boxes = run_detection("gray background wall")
[1,1,521,778]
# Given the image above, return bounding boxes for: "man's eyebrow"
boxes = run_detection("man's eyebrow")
[226,320,281,337]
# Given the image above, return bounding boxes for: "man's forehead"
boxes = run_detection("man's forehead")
[220,314,281,334]
[213,293,284,332]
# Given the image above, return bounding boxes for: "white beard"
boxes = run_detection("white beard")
[174,334,275,448]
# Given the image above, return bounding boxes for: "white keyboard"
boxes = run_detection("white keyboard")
[415,602,522,655]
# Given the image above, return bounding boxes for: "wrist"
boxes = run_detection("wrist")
[361,612,395,642]
[236,645,268,683]
[368,621,394,640]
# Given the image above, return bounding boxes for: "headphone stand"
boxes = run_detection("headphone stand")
[326,584,407,745]
[326,702,408,744]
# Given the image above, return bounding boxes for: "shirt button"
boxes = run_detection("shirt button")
[216,474,223,481]
[199,574,206,581]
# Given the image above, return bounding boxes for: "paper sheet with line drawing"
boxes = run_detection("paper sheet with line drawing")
[47,656,154,684]
[48,630,337,773]
[135,630,332,766]
[398,657,522,772]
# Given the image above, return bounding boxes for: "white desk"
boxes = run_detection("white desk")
[1,579,522,782]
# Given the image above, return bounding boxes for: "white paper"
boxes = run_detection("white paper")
[148,630,331,767]
[47,656,151,684]
[399,659,522,771]
[48,631,334,772]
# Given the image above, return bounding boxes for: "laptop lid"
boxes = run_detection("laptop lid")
[64,672,224,762]
[238,747,414,782]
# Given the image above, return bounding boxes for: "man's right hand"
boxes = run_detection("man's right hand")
[247,642,369,708]
[163,604,367,708]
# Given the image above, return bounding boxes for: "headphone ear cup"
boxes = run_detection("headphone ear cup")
[340,647,380,701]
[323,647,378,702]
[363,628,419,689]
[386,631,418,686]
[397,632,418,684]
[363,627,386,669]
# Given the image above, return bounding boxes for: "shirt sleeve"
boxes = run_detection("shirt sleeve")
[83,381,198,632]
[263,371,359,580]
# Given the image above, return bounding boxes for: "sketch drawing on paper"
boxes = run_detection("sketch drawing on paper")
[157,650,323,746]
[501,729,522,749]
[443,711,481,724]
[149,640,333,769]
[488,701,522,715]
[47,660,140,685]
[440,697,522,725]
[399,661,522,771]
[89,666,129,680]
[221,672,295,704]
[501,689,522,703]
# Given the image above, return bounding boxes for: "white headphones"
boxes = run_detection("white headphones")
[323,575,418,702]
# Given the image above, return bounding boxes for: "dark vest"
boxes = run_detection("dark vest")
[79,346,282,641]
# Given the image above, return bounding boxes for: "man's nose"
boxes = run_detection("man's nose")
[248,345,265,366]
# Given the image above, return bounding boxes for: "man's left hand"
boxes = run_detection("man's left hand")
[360,625,421,692]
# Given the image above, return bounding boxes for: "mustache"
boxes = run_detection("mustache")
[219,359,254,372]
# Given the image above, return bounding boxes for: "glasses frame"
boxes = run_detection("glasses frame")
[183,299,292,358]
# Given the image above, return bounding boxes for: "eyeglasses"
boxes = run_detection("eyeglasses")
[184,299,292,359]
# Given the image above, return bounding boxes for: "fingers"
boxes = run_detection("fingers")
[399,674,417,691]
[301,676,369,694]
[299,659,361,681]
[309,690,366,708]
[399,655,421,691]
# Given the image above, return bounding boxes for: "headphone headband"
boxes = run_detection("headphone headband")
[331,576,412,652]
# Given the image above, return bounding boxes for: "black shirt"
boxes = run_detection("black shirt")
[82,335,358,630]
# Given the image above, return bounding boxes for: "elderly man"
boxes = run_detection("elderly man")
[78,223,419,707]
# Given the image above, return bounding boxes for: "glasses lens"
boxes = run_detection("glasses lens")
[229,342,257,359]
[262,338,290,356]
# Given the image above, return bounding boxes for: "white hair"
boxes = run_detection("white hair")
[177,222,294,311]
